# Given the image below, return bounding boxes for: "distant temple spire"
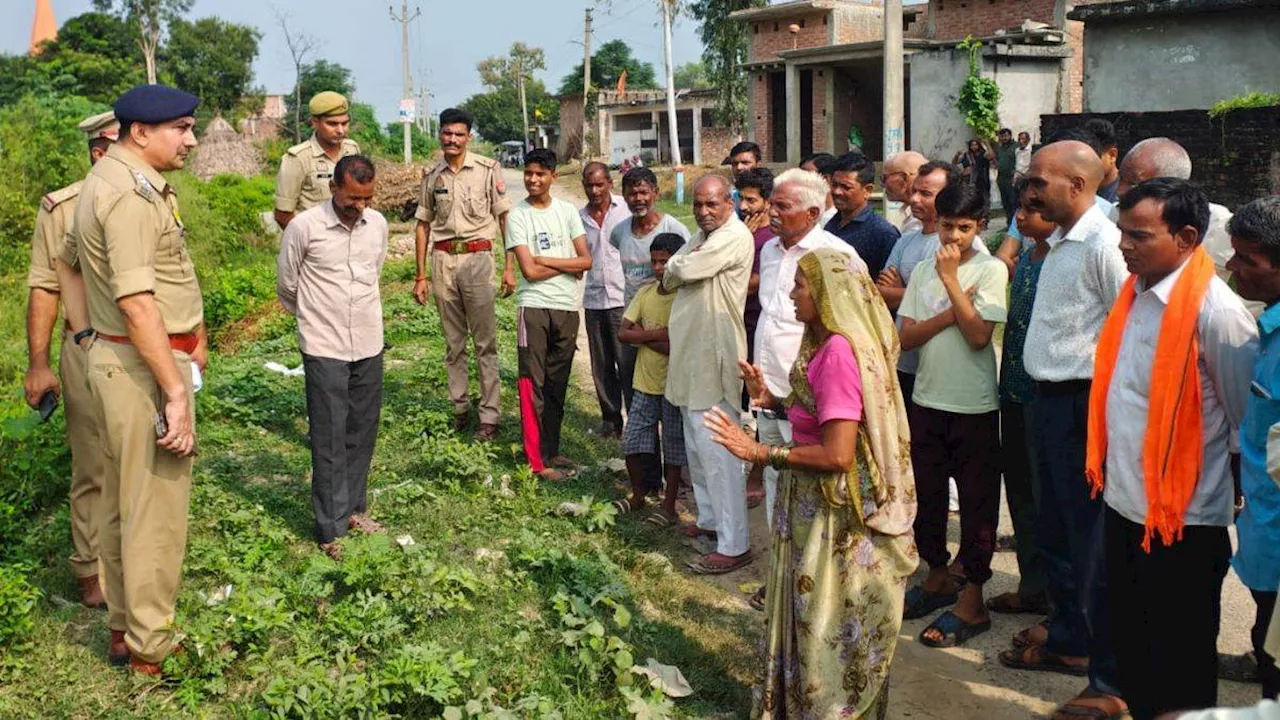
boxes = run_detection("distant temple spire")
[30,0,58,56]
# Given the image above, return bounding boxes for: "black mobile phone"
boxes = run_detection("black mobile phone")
[155,413,168,438]
[37,391,57,423]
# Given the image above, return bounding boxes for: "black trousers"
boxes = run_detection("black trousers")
[303,352,384,544]
[517,307,578,469]
[1252,590,1280,698]
[1107,507,1230,720]
[584,308,626,431]
[1002,399,1047,597]
[910,405,1002,585]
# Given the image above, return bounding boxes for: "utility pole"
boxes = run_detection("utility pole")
[517,59,531,152]
[882,0,905,223]
[661,0,683,200]
[581,7,593,160]
[390,1,421,164]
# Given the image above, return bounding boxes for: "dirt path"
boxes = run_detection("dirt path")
[533,168,1263,717]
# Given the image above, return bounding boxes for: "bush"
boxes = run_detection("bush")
[202,174,276,240]
[0,564,42,663]
[202,265,278,334]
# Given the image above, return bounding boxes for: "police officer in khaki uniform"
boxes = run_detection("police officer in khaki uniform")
[412,107,515,441]
[273,91,361,229]
[71,84,204,675]
[22,111,118,609]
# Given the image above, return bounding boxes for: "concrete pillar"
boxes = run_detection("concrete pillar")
[824,68,837,153]
[746,75,757,144]
[692,106,703,165]
[652,110,662,163]
[785,62,801,165]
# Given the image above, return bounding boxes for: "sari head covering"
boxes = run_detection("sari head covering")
[790,248,917,537]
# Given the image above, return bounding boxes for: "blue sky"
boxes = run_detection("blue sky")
[7,0,704,123]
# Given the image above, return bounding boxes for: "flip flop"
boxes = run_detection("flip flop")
[613,498,643,514]
[1010,620,1050,649]
[645,509,677,528]
[1051,690,1129,720]
[686,551,754,575]
[997,644,1089,677]
[903,584,959,620]
[918,610,991,648]
[986,591,1050,615]
[1219,651,1261,683]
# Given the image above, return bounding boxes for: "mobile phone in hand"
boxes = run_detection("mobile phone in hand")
[37,391,57,423]
[154,413,167,438]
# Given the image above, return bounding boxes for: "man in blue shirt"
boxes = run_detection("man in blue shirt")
[1225,195,1280,700]
[824,152,900,275]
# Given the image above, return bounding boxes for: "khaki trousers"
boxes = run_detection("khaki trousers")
[60,330,105,579]
[431,249,501,425]
[87,339,194,664]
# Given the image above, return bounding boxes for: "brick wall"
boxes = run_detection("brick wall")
[812,70,828,153]
[928,0,1057,41]
[1064,18,1084,113]
[700,126,739,167]
[753,72,774,162]
[749,11,831,63]
[1041,107,1280,211]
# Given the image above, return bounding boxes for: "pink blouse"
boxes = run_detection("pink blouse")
[786,334,864,445]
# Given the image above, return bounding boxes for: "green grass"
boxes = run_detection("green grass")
[0,249,757,717]
[656,199,695,232]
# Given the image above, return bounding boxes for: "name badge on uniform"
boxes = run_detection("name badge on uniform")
[433,176,448,195]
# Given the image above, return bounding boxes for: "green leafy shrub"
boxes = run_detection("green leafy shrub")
[202,174,276,239]
[0,185,36,275]
[0,564,41,664]
[955,37,1001,142]
[201,265,279,334]
[1208,91,1280,119]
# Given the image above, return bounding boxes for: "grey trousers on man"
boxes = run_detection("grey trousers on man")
[303,352,383,544]
[584,307,626,432]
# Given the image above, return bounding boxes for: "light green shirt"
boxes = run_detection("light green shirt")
[899,251,1008,414]
[505,198,587,312]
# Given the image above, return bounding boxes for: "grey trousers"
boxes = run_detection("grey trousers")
[584,307,626,431]
[304,352,383,544]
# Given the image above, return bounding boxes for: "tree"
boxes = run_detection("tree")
[92,0,194,84]
[557,40,660,96]
[1,12,144,105]
[285,60,355,141]
[461,79,558,144]
[165,18,261,118]
[274,10,315,143]
[688,0,766,132]
[477,43,546,148]
[673,61,710,89]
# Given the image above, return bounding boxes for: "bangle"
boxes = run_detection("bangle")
[754,443,770,465]
[415,275,427,282]
[769,445,791,470]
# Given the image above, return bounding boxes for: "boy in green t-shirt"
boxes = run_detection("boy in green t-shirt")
[899,181,1008,649]
[506,148,592,481]
[617,233,687,523]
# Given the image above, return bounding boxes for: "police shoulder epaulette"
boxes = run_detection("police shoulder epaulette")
[41,182,83,212]
[344,138,361,153]
[284,142,309,157]
[130,169,157,201]
[475,154,498,168]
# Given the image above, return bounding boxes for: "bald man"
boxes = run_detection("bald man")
[996,141,1129,720]
[883,151,929,233]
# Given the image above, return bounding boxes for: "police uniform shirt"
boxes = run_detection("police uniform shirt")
[415,152,513,243]
[274,136,361,214]
[69,143,203,336]
[27,181,84,292]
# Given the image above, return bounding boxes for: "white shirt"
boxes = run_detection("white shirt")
[754,225,865,397]
[1104,263,1258,527]
[1023,204,1128,382]
[1015,145,1033,178]
[580,194,631,310]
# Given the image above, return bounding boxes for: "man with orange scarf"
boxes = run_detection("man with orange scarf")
[1091,178,1257,719]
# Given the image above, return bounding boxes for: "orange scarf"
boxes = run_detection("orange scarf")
[1085,247,1215,552]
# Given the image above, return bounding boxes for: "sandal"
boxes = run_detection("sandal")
[686,551,754,575]
[1051,689,1128,720]
[749,586,766,612]
[645,509,677,528]
[613,498,645,514]
[1010,620,1050,649]
[903,584,959,620]
[918,610,991,648]
[1219,651,1261,683]
[997,644,1089,677]
[986,591,1050,615]
[538,468,569,483]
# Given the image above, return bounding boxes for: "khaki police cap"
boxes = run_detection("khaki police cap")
[78,111,119,140]
[309,91,350,118]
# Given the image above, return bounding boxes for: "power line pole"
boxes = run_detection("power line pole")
[581,7,593,160]
[517,58,531,152]
[882,0,905,223]
[390,1,421,164]
[660,0,682,169]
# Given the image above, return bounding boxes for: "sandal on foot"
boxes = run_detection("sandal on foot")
[1010,620,1050,649]
[1051,690,1128,720]
[997,644,1089,677]
[986,591,1050,615]
[686,551,754,575]
[903,584,959,620]
[613,498,645,514]
[645,509,677,528]
[1219,651,1261,683]
[918,610,991,648]
[538,468,569,482]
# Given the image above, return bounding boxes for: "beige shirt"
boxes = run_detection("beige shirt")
[274,136,361,213]
[415,152,512,243]
[662,214,754,410]
[70,144,203,336]
[27,180,83,292]
[277,201,389,362]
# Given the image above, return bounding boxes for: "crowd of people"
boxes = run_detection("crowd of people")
[19,83,1280,720]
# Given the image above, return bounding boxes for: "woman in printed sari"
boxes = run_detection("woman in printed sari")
[704,247,918,718]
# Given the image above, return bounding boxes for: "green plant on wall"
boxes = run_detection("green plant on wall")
[955,36,1001,141]
[1207,91,1280,120]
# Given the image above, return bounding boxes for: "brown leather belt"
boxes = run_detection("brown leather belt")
[98,332,199,355]
[434,239,492,255]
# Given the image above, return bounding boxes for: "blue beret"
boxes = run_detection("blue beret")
[112,84,200,124]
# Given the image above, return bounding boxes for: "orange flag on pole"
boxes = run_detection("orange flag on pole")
[616,70,628,94]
